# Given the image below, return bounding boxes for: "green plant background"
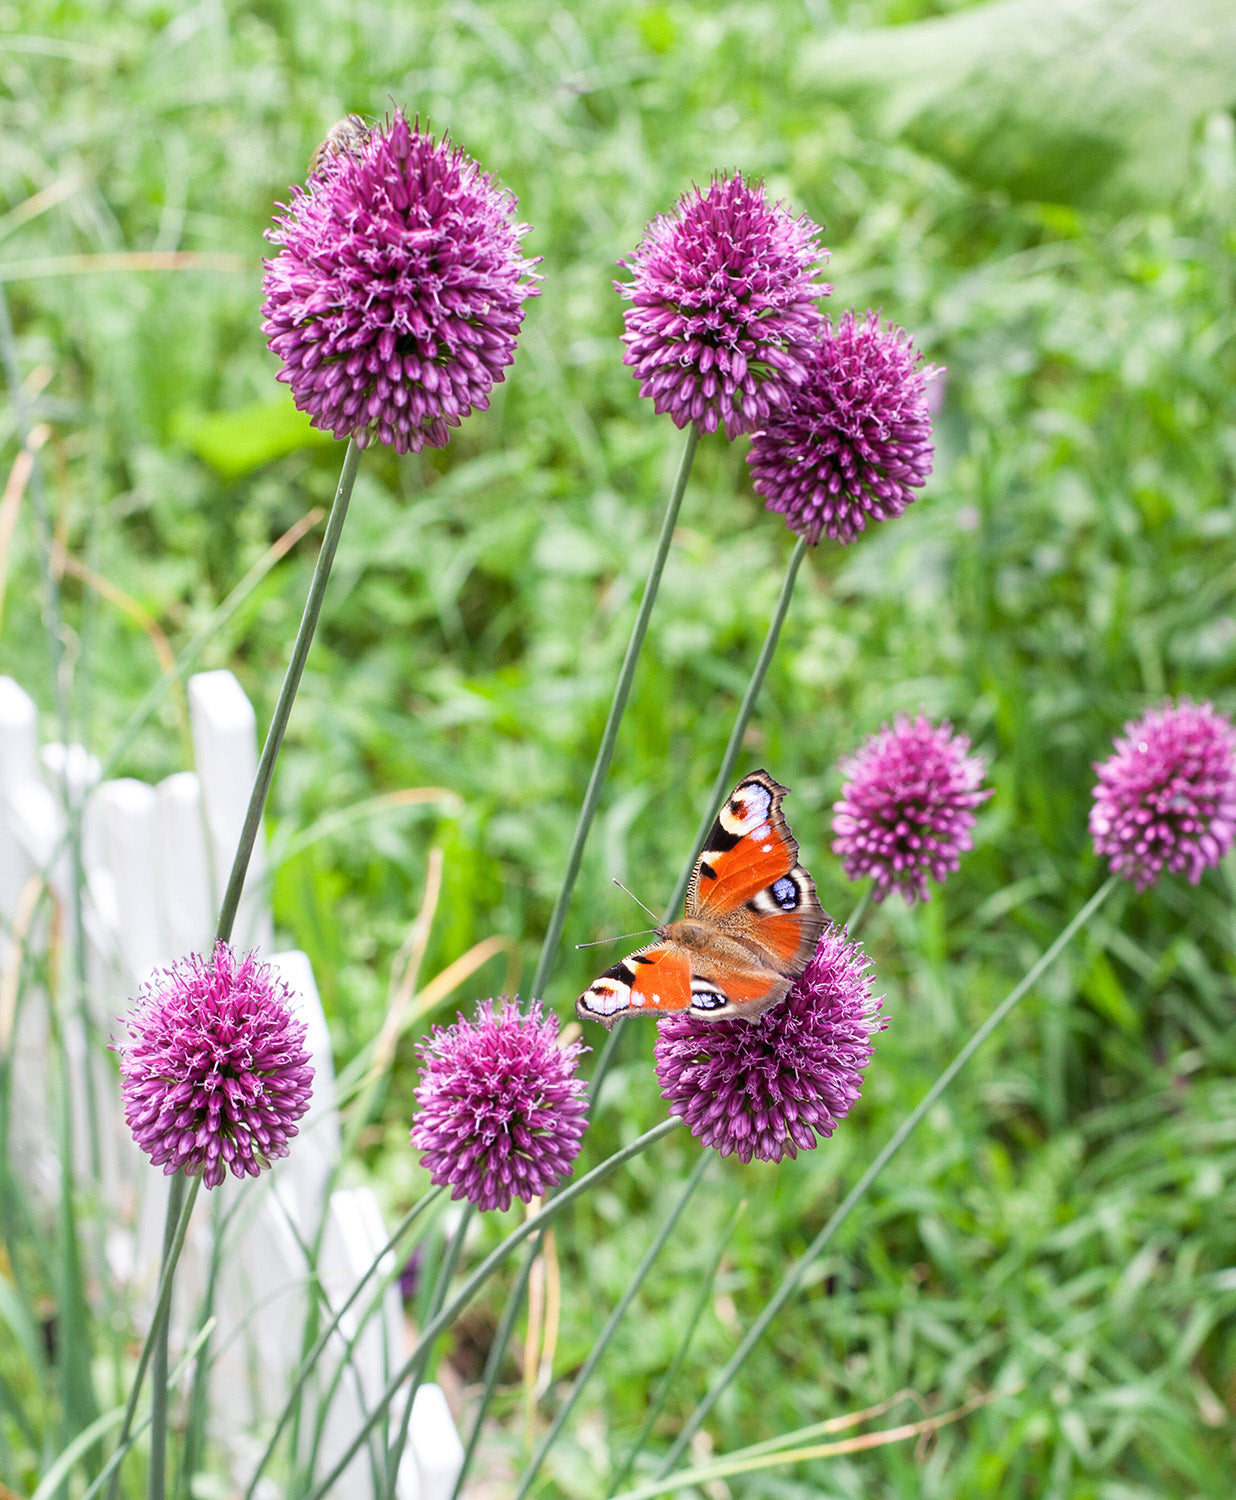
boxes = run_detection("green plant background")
[2,0,1236,1494]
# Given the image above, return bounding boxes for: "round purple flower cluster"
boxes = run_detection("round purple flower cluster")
[411,999,588,1213]
[748,310,940,545]
[654,930,884,1164]
[618,173,831,439]
[832,715,991,904]
[262,110,539,453]
[1089,699,1236,891]
[116,944,313,1190]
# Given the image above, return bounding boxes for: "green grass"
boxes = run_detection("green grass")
[3,0,1236,1495]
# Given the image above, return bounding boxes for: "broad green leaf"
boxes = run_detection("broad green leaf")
[799,0,1236,208]
[173,394,335,478]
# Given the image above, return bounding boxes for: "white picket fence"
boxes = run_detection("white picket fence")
[0,670,464,1499]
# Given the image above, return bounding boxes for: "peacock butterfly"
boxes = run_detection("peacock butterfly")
[577,770,826,1028]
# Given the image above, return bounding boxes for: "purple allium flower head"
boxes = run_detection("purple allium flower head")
[1089,698,1236,891]
[617,173,831,440]
[411,999,588,1213]
[116,943,313,1190]
[748,310,941,544]
[832,715,991,904]
[654,930,884,1164]
[262,109,540,454]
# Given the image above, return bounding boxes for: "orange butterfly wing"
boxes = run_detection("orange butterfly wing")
[577,943,692,1024]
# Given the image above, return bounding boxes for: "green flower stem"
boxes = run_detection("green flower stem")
[665,535,810,920]
[214,437,361,945]
[299,1119,682,1500]
[41,1319,216,1500]
[587,535,810,1104]
[844,885,872,935]
[450,1232,543,1500]
[606,1195,745,1497]
[243,1188,446,1499]
[384,1207,473,1497]
[147,1174,187,1500]
[528,425,700,1003]
[104,1175,201,1500]
[513,1152,710,1500]
[655,874,1120,1476]
[137,438,361,1499]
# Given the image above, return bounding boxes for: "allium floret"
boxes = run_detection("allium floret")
[262,109,540,454]
[654,930,884,1164]
[411,999,588,1213]
[617,173,831,440]
[832,714,991,904]
[1089,698,1236,891]
[116,943,313,1190]
[748,310,940,544]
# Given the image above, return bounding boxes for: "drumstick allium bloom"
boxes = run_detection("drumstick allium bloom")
[617,173,831,439]
[1090,699,1236,890]
[832,715,991,903]
[116,944,313,1189]
[411,999,588,1212]
[262,109,539,453]
[654,930,884,1164]
[748,310,940,544]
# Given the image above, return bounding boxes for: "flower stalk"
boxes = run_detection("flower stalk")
[529,423,700,1001]
[654,874,1120,1476]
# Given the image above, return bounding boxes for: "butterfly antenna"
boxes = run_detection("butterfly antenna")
[611,878,661,922]
[575,928,656,950]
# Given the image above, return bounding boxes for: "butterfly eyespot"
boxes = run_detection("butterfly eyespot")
[772,875,798,910]
[693,992,727,1011]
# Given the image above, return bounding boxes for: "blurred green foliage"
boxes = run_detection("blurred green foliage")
[2,0,1236,1495]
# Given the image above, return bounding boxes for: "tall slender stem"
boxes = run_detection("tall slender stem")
[666,536,809,919]
[844,885,872,934]
[147,1174,186,1500]
[528,426,700,1002]
[450,1232,543,1500]
[384,1208,473,1496]
[587,536,809,1103]
[119,439,362,1499]
[298,1120,681,1500]
[514,1153,710,1499]
[104,1177,201,1500]
[655,875,1120,1475]
[214,439,361,945]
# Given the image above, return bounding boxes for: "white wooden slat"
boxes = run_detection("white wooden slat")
[268,949,341,1235]
[0,675,40,929]
[211,1178,310,1433]
[408,1384,465,1500]
[188,670,273,954]
[95,778,168,990]
[157,771,214,961]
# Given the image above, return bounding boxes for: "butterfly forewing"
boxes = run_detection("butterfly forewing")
[577,943,692,1025]
[687,771,802,916]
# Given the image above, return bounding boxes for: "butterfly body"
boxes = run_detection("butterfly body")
[577,770,826,1028]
